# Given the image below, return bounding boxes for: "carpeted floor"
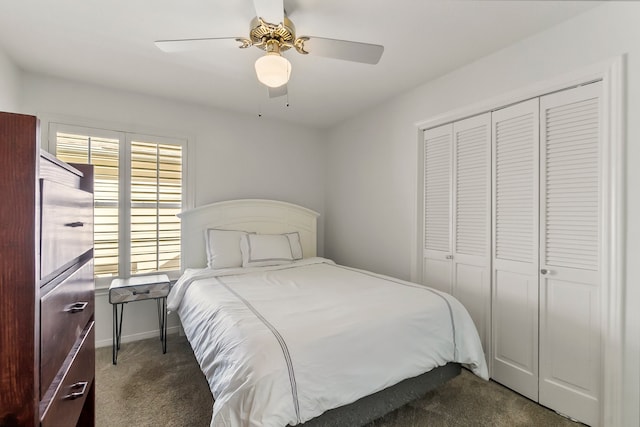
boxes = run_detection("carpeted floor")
[96,335,582,426]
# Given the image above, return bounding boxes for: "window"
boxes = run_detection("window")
[51,123,186,286]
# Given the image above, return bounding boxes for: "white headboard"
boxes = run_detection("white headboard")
[177,199,320,269]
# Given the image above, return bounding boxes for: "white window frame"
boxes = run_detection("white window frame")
[47,120,192,289]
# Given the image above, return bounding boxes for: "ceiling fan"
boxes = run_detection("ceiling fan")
[155,0,384,98]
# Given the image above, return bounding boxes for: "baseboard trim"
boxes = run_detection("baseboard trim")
[95,325,182,348]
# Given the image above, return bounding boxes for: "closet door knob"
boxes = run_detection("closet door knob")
[540,269,549,275]
[445,255,453,260]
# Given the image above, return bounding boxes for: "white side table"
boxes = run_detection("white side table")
[109,274,171,365]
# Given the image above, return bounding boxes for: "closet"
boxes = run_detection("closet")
[422,81,602,426]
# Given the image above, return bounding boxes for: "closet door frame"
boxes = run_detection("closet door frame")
[415,56,625,427]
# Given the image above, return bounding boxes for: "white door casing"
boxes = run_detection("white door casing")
[491,98,540,401]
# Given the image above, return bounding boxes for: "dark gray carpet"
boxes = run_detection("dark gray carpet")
[96,335,581,426]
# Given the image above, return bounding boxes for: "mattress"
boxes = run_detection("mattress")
[168,257,488,426]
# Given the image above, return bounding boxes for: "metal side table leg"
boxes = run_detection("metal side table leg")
[157,297,167,354]
[112,303,124,364]
[112,303,116,364]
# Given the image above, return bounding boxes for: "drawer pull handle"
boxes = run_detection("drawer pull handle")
[132,290,151,296]
[64,221,85,228]
[63,381,88,400]
[65,301,89,313]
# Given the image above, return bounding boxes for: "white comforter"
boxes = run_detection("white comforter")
[168,257,488,427]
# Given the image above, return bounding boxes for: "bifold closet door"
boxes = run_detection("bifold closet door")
[538,82,602,426]
[491,98,540,401]
[423,124,453,294]
[452,113,491,359]
[423,115,491,359]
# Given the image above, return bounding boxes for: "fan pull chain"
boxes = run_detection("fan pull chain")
[285,61,290,107]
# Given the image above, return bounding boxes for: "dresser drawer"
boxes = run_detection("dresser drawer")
[41,260,94,397]
[40,179,93,282]
[41,321,94,427]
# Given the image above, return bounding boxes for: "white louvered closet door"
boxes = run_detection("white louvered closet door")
[538,82,602,426]
[491,98,540,401]
[423,124,453,294]
[452,113,491,360]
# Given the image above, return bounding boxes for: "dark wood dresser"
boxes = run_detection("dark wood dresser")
[0,112,95,427]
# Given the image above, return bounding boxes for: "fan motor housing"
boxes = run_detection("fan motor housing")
[249,16,296,52]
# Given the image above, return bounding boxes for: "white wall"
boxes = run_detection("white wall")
[325,2,639,426]
[0,47,21,112]
[20,73,326,347]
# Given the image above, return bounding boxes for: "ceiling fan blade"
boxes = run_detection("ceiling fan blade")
[300,37,384,65]
[268,84,287,98]
[155,37,240,53]
[253,0,284,24]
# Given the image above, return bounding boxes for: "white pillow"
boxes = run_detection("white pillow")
[286,232,303,260]
[240,233,294,267]
[205,229,248,269]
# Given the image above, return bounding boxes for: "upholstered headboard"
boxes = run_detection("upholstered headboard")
[177,199,319,269]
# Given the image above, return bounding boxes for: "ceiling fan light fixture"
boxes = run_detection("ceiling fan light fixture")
[255,52,291,88]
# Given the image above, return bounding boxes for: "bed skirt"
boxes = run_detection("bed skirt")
[299,363,462,427]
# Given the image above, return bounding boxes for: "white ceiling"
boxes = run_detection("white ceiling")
[0,1,600,128]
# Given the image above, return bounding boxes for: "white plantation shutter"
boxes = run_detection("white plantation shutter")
[55,130,121,278]
[130,140,182,275]
[424,130,452,252]
[455,121,489,256]
[543,97,599,270]
[52,124,186,283]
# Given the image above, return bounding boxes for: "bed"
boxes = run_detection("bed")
[168,199,488,427]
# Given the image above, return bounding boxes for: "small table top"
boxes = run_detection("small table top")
[109,274,170,289]
[109,274,171,304]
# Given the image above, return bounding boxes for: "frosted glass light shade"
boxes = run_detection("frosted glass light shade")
[254,53,291,88]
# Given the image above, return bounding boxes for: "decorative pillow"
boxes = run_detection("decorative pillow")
[204,229,248,269]
[286,232,303,260]
[240,233,294,267]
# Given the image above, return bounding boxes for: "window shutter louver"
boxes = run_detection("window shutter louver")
[56,132,120,278]
[130,141,182,275]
